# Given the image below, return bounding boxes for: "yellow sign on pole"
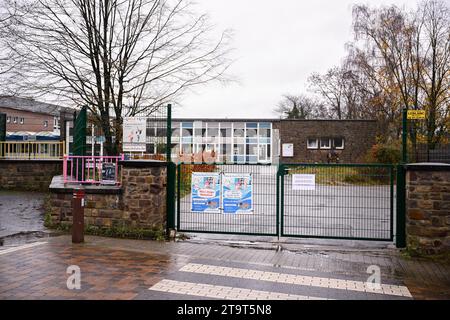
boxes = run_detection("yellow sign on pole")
[407,110,426,120]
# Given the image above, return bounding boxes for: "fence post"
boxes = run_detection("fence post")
[166,104,172,162]
[277,164,285,238]
[0,113,6,158]
[165,104,176,237]
[402,108,408,163]
[396,164,406,248]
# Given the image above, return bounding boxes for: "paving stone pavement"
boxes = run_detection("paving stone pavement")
[0,235,449,300]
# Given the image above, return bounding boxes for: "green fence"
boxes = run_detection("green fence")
[175,162,400,242]
[280,163,395,241]
[176,163,278,236]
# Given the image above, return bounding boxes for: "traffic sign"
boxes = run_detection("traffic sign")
[407,110,426,120]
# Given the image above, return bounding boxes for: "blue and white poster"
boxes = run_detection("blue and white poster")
[222,173,253,214]
[191,172,221,213]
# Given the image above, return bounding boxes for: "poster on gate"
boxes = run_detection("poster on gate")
[191,172,221,213]
[222,173,253,214]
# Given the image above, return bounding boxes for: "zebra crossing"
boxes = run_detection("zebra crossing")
[148,261,412,300]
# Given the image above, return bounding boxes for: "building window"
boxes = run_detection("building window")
[6,116,10,123]
[44,120,48,127]
[307,138,319,149]
[20,118,24,124]
[320,138,331,149]
[333,137,345,149]
[13,117,18,124]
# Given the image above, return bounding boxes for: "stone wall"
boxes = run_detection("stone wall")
[0,159,63,191]
[406,164,450,254]
[275,120,378,164]
[121,162,167,228]
[48,161,167,231]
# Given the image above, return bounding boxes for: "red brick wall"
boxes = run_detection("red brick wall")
[0,107,54,132]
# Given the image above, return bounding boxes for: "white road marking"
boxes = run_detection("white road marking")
[149,279,329,300]
[179,263,412,298]
[0,242,47,256]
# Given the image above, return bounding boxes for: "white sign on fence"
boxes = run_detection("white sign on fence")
[123,117,147,152]
[292,174,316,191]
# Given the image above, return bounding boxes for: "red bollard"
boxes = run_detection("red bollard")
[72,188,85,243]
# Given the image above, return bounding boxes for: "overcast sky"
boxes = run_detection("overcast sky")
[174,0,418,119]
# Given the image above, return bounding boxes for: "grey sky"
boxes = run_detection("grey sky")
[175,0,417,119]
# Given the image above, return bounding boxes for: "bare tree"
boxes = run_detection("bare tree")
[308,66,365,120]
[274,94,325,119]
[0,0,233,154]
[417,0,450,147]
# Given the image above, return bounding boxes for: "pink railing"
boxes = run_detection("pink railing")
[63,154,125,185]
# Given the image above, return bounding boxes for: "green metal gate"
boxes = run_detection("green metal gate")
[176,163,279,236]
[175,162,399,242]
[279,163,395,241]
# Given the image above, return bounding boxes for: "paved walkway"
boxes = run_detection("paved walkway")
[0,235,449,300]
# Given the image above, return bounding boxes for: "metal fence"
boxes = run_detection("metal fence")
[280,164,394,241]
[177,163,278,236]
[124,106,169,161]
[0,141,65,159]
[176,162,396,241]
[409,143,450,164]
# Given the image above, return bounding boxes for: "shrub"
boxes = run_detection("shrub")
[366,142,401,164]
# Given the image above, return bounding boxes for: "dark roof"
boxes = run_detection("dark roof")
[0,96,72,116]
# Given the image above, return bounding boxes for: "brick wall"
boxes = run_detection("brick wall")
[0,107,54,132]
[48,161,167,230]
[0,159,63,191]
[275,120,378,163]
[406,164,450,254]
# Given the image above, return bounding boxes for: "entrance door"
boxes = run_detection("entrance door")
[258,144,270,163]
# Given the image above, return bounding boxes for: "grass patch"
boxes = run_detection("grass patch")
[288,166,390,186]
[84,224,166,241]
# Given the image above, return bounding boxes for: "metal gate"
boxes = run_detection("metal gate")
[279,164,394,241]
[176,164,278,236]
[175,162,397,242]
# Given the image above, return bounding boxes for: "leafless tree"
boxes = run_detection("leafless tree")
[274,94,326,119]
[417,0,450,147]
[308,66,365,120]
[0,0,233,154]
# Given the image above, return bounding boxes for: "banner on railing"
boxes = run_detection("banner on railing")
[222,173,253,214]
[101,162,117,185]
[191,172,221,213]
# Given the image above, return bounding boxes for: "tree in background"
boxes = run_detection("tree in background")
[0,0,233,155]
[274,94,326,119]
[305,0,449,156]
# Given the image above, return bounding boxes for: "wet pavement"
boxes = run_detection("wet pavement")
[0,191,52,245]
[0,234,449,300]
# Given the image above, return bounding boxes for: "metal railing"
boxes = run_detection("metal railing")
[0,141,65,159]
[63,154,124,185]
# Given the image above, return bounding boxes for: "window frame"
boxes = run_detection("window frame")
[307,138,319,150]
[333,137,345,150]
[319,138,331,150]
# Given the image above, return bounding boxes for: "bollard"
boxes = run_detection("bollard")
[72,188,85,243]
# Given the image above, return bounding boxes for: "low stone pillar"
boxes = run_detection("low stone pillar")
[406,163,450,254]
[120,160,167,229]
